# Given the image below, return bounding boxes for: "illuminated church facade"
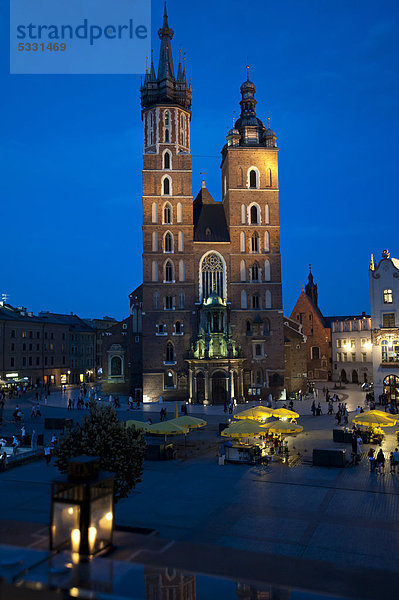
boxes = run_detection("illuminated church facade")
[140,7,284,403]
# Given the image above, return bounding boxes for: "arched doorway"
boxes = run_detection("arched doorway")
[212,371,227,404]
[352,370,359,384]
[384,374,399,403]
[340,369,347,384]
[196,372,205,404]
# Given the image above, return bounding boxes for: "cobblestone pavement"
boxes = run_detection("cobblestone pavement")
[1,383,399,573]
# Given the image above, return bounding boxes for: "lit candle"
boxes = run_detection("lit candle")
[88,526,97,554]
[71,528,80,553]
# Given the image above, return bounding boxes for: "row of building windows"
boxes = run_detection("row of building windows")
[151,202,271,228]
[7,330,66,340]
[336,338,371,349]
[336,352,368,363]
[147,110,188,147]
[153,292,185,310]
[152,230,184,252]
[240,231,270,253]
[156,321,183,335]
[241,290,272,310]
[241,260,271,282]
[9,355,66,367]
[152,259,185,283]
[10,343,66,352]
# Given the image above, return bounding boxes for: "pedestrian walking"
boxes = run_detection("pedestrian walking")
[21,425,26,445]
[356,434,363,457]
[368,448,375,472]
[44,446,52,465]
[393,448,399,473]
[311,401,316,416]
[376,449,385,474]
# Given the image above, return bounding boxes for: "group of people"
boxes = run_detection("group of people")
[311,401,323,416]
[334,403,349,424]
[31,403,42,418]
[367,447,399,474]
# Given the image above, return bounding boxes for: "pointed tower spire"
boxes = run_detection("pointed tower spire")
[158,1,175,80]
[141,6,191,110]
[177,48,184,80]
[149,48,156,81]
[305,264,318,306]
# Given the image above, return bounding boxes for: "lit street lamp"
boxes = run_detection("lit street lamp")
[50,456,114,558]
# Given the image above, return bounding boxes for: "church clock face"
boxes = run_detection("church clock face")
[243,92,251,99]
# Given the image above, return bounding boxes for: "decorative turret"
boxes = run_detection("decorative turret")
[305,264,318,307]
[227,66,277,148]
[140,3,191,110]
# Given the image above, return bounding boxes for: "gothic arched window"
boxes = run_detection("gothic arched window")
[162,177,171,196]
[175,321,182,334]
[164,232,173,253]
[166,342,174,362]
[164,260,174,282]
[163,151,171,170]
[251,232,259,253]
[164,110,170,125]
[200,252,225,302]
[264,259,271,281]
[252,294,260,309]
[249,169,257,188]
[251,262,260,282]
[250,204,260,224]
[163,202,172,224]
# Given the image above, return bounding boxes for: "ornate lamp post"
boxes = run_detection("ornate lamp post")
[50,456,114,558]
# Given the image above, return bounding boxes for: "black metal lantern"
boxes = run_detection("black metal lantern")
[50,455,114,557]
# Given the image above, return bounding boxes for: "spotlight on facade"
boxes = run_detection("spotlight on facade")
[50,456,114,559]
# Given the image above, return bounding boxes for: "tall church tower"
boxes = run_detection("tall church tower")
[220,71,285,391]
[139,9,285,403]
[141,5,194,400]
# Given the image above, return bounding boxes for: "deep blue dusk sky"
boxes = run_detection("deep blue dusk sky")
[1,0,398,320]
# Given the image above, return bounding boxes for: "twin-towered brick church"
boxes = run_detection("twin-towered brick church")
[139,6,285,404]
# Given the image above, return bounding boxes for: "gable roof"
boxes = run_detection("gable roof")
[193,186,230,243]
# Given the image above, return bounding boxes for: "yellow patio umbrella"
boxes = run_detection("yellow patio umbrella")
[126,420,151,432]
[174,403,179,419]
[271,408,300,420]
[169,416,207,429]
[147,420,189,435]
[352,411,396,428]
[264,420,303,434]
[235,406,274,422]
[369,410,398,423]
[221,419,266,438]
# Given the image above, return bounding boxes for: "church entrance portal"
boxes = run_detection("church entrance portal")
[212,371,227,404]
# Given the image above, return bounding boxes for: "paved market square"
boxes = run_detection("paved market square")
[1,383,399,575]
